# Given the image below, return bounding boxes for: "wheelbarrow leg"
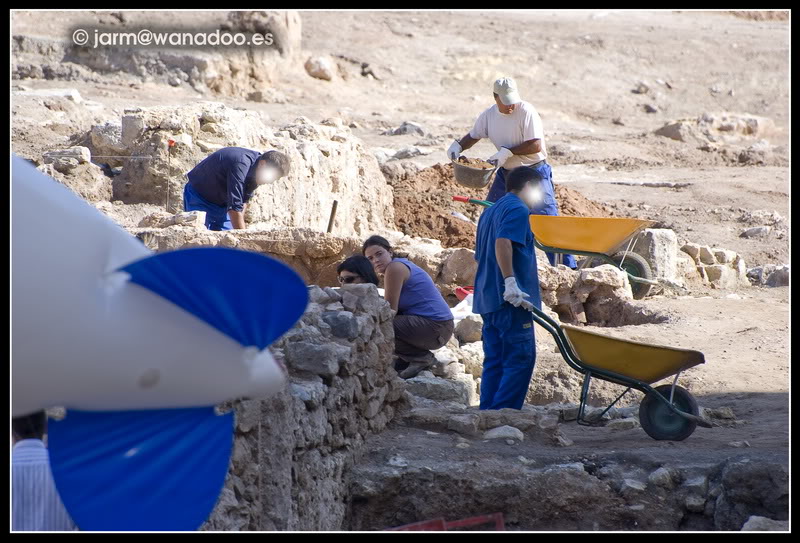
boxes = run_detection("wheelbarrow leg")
[577,375,632,426]
[617,236,637,269]
[595,387,632,420]
[669,371,681,403]
[576,372,592,426]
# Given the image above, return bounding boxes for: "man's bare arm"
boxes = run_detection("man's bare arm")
[458,134,480,151]
[229,210,246,229]
[506,139,542,155]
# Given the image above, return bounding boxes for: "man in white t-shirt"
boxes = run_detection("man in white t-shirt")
[448,77,577,269]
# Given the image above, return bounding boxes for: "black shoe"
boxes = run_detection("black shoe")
[393,357,410,373]
[399,361,433,380]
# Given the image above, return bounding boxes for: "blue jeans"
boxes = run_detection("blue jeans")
[479,304,536,410]
[487,162,578,269]
[183,183,232,231]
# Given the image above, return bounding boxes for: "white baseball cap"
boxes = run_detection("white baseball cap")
[493,77,521,105]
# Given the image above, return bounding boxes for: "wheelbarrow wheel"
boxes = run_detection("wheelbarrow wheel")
[588,251,653,300]
[639,385,699,441]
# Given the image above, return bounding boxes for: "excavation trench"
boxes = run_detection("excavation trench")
[342,426,789,531]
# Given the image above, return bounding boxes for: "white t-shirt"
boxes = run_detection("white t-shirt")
[469,101,547,169]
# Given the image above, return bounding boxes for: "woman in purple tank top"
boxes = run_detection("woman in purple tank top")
[362,236,455,379]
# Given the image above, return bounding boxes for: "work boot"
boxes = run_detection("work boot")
[393,357,410,373]
[398,360,433,380]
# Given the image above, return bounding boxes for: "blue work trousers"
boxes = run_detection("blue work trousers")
[479,303,536,410]
[183,183,232,231]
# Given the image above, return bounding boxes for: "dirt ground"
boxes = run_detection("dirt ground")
[376,286,790,473]
[11,9,790,529]
[390,162,617,247]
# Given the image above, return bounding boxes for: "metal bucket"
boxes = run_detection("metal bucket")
[451,158,497,189]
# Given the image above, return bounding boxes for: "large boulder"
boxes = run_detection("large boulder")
[438,248,477,288]
[90,122,127,168]
[747,264,790,287]
[702,264,740,290]
[405,372,473,405]
[42,146,91,170]
[538,264,583,322]
[455,314,483,344]
[714,459,788,531]
[680,243,702,264]
[655,112,775,146]
[740,516,789,531]
[765,265,789,287]
[631,228,678,281]
[459,341,484,378]
[37,146,112,202]
[304,56,337,81]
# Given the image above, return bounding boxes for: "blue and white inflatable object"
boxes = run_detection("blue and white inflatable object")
[11,155,309,531]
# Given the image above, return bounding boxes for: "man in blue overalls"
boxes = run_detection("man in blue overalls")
[473,166,545,410]
[448,76,577,269]
[183,147,291,231]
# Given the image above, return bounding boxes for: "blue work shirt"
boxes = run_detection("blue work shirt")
[473,192,541,315]
[393,258,454,321]
[186,147,262,212]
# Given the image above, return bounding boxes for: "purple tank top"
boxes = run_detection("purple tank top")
[393,258,453,321]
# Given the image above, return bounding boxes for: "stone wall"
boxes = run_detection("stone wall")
[201,284,407,531]
[679,242,750,289]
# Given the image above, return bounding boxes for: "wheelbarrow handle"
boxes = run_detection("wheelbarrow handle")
[452,195,494,207]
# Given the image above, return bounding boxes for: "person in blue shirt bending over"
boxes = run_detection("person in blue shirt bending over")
[183,147,291,231]
[473,166,546,410]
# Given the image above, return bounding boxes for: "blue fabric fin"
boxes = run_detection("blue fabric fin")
[119,247,308,349]
[48,407,233,531]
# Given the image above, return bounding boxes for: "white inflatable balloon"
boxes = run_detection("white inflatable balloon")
[12,155,294,415]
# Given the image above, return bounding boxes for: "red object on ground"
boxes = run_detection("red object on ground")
[388,513,505,531]
[388,518,447,531]
[455,286,474,301]
[168,139,176,147]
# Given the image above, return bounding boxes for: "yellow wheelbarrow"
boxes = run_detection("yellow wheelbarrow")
[535,307,711,440]
[451,196,708,440]
[452,196,659,299]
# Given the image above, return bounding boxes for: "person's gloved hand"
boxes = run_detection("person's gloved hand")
[447,140,462,161]
[488,147,513,168]
[503,276,534,311]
